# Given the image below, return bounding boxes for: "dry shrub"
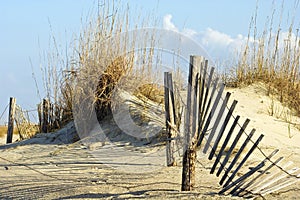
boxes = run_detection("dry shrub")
[94,56,133,121]
[135,83,165,104]
[13,105,39,139]
[15,123,39,140]
[62,1,165,137]
[72,55,135,137]
[40,0,190,140]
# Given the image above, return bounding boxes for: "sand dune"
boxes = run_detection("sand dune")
[0,83,299,199]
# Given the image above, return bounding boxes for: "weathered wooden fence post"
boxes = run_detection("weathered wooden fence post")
[6,97,16,144]
[181,55,204,191]
[42,99,50,133]
[164,72,178,166]
[171,54,300,197]
[37,103,42,132]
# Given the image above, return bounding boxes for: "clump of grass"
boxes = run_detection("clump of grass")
[14,105,39,139]
[40,0,164,136]
[135,83,165,104]
[226,1,300,118]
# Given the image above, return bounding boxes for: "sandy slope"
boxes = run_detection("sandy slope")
[0,83,299,199]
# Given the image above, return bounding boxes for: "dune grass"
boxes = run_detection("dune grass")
[38,0,166,134]
[40,0,300,136]
[225,1,300,121]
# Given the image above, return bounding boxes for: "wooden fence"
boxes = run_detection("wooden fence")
[4,97,63,144]
[38,99,63,133]
[164,55,300,197]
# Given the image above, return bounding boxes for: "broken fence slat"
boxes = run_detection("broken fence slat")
[208,100,238,160]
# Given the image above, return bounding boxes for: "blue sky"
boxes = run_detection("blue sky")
[0,0,299,124]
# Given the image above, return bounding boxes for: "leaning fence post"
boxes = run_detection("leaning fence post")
[6,97,16,144]
[164,72,178,167]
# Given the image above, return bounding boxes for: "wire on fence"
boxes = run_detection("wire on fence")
[0,103,9,124]
[199,62,300,180]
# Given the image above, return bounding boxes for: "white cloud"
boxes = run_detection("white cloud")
[162,14,300,64]
[162,14,251,61]
[200,28,234,47]
[182,28,197,38]
[163,14,178,32]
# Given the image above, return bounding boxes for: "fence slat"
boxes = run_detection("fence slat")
[191,73,200,139]
[260,173,300,195]
[200,66,214,125]
[208,100,238,160]
[219,129,256,185]
[165,55,299,197]
[164,72,171,166]
[218,149,279,195]
[203,92,231,153]
[6,97,16,144]
[168,72,177,127]
[197,83,224,147]
[250,160,294,193]
[233,156,284,196]
[218,162,265,195]
[197,77,219,141]
[252,166,299,194]
[210,115,240,174]
[217,118,250,177]
[222,134,265,187]
[197,61,206,133]
[168,72,177,166]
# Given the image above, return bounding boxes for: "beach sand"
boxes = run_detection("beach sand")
[0,83,299,199]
